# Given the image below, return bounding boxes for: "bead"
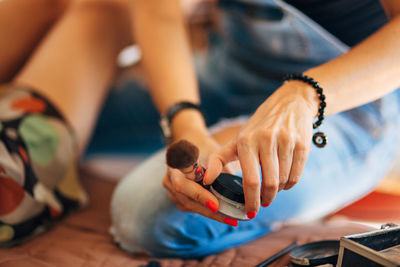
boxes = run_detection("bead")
[283,73,328,148]
[313,132,327,148]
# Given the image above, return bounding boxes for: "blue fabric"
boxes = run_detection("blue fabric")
[110,90,400,258]
[285,0,388,46]
[87,0,349,156]
[108,0,400,258]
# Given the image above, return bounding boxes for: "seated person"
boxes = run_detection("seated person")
[110,0,400,258]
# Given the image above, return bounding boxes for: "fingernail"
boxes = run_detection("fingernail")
[202,170,208,185]
[261,202,271,207]
[206,200,218,213]
[196,167,202,174]
[224,217,238,227]
[247,211,257,219]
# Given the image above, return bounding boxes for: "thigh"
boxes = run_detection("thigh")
[16,0,131,153]
[0,0,70,82]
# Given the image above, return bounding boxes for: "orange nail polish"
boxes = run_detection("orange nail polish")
[206,200,218,213]
[247,211,257,219]
[224,217,238,227]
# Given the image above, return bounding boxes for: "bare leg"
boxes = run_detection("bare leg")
[0,0,71,82]
[15,0,132,154]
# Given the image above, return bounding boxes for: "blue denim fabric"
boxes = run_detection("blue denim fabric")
[107,0,400,258]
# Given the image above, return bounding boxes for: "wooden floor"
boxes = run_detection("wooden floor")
[0,169,375,267]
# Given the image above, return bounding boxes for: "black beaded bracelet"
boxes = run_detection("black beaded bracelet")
[283,73,327,148]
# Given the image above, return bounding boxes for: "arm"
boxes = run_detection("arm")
[130,0,234,225]
[129,0,207,138]
[206,1,400,218]
[305,1,400,115]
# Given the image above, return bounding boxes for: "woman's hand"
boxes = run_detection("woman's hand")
[162,119,239,226]
[205,81,319,218]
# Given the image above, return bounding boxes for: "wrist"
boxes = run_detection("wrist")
[171,109,208,141]
[282,73,328,148]
[281,80,320,117]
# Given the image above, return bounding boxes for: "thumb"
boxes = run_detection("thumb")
[204,141,238,185]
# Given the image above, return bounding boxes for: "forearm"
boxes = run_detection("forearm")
[130,0,207,137]
[303,15,400,115]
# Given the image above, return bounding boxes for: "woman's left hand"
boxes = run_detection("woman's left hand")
[205,81,319,217]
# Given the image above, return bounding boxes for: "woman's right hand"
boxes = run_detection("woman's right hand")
[163,168,240,225]
[162,116,239,226]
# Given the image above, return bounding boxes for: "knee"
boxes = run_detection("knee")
[110,188,200,257]
[68,0,132,45]
[110,173,153,254]
[70,0,130,20]
[109,151,213,258]
[33,0,71,16]
[110,185,141,253]
[111,195,219,258]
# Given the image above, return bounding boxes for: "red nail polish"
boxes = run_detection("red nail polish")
[196,167,202,174]
[206,200,218,213]
[203,170,208,185]
[224,217,238,227]
[247,211,257,219]
[262,202,271,207]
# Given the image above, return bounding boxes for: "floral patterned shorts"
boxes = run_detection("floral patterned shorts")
[0,84,87,247]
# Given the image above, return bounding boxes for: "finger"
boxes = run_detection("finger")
[260,143,279,205]
[162,174,172,190]
[174,192,237,226]
[169,168,220,213]
[205,141,238,185]
[277,134,294,191]
[167,192,178,203]
[237,138,260,215]
[163,174,180,203]
[284,142,309,190]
